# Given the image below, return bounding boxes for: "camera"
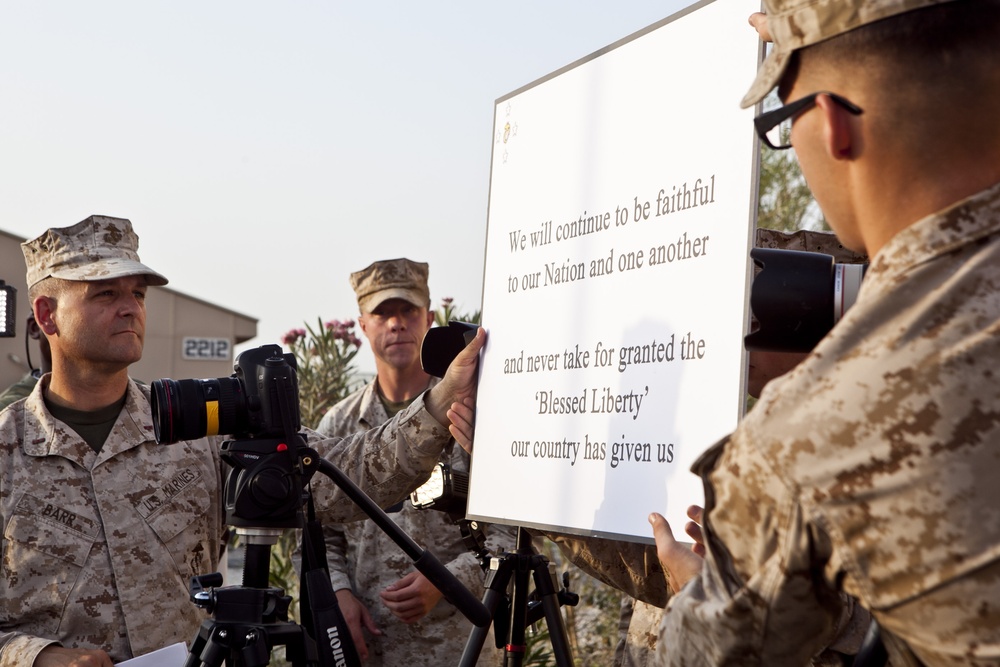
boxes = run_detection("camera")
[151,344,300,444]
[152,345,308,529]
[421,320,479,378]
[744,247,868,353]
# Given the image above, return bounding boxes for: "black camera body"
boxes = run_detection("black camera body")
[151,344,300,444]
[151,344,312,529]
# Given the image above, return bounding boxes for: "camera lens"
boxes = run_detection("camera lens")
[151,377,248,444]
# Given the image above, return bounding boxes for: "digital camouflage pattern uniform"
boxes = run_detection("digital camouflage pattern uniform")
[543,230,869,667]
[0,375,453,666]
[318,377,511,666]
[661,181,1000,665]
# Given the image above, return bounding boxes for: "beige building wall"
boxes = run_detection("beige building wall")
[1,228,257,390]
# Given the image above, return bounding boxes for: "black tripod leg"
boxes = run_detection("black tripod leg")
[459,557,511,667]
[503,549,532,667]
[532,562,573,667]
[184,623,230,667]
[238,629,272,667]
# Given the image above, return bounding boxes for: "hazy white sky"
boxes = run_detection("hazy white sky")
[1,1,704,374]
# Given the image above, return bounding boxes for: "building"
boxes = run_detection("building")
[1,227,257,390]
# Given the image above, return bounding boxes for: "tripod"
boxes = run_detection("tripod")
[183,528,331,667]
[459,527,579,667]
[182,436,491,667]
[158,345,489,666]
[182,431,364,667]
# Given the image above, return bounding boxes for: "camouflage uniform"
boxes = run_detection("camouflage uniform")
[0,375,452,665]
[543,230,869,667]
[615,599,666,667]
[318,377,510,666]
[660,182,1000,665]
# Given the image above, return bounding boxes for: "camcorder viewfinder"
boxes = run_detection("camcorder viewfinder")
[745,247,867,353]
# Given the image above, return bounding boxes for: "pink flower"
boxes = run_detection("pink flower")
[281,329,305,345]
[441,297,454,306]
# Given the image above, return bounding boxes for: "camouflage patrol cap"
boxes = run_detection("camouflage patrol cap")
[741,0,963,108]
[21,215,169,288]
[350,258,430,313]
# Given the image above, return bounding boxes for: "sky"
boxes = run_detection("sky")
[0,0,706,375]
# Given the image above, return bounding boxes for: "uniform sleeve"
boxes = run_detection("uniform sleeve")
[322,523,354,593]
[0,634,59,667]
[542,532,669,609]
[659,435,843,666]
[306,392,450,524]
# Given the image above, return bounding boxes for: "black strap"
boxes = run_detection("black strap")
[299,494,362,667]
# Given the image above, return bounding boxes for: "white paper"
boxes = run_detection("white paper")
[116,642,188,667]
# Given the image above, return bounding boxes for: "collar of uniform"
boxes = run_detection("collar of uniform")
[357,378,387,430]
[864,180,1000,297]
[21,377,153,464]
[361,375,440,428]
[99,380,156,460]
[22,374,96,464]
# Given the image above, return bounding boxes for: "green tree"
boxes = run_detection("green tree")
[757,92,829,232]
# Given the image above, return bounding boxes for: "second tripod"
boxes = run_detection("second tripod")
[459,527,579,667]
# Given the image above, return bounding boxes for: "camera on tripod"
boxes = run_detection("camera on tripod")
[149,342,492,666]
[151,344,310,530]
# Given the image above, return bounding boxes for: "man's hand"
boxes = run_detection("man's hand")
[650,511,705,594]
[448,396,476,453]
[335,588,381,661]
[685,504,706,557]
[749,12,773,42]
[379,571,444,624]
[35,647,113,667]
[425,327,487,442]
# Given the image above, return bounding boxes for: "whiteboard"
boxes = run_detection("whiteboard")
[469,0,762,542]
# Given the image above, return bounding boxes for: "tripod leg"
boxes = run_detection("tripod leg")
[185,624,231,667]
[532,562,573,667]
[503,549,533,667]
[460,556,512,667]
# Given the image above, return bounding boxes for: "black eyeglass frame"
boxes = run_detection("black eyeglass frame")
[754,91,864,150]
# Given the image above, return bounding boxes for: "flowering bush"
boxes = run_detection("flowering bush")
[280,318,363,430]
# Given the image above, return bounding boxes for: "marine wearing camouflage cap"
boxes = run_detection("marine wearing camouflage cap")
[741,0,963,107]
[350,258,430,314]
[21,215,168,288]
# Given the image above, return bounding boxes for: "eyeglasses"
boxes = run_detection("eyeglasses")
[754,92,864,150]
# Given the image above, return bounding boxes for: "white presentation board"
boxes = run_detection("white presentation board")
[468,0,763,542]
